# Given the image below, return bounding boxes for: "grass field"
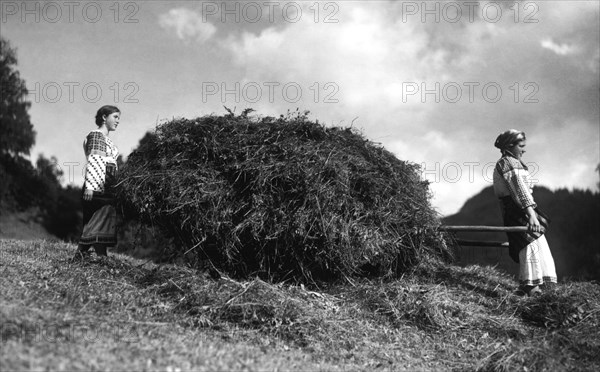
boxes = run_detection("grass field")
[1,239,599,371]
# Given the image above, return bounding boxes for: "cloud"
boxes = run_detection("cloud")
[539,2,599,73]
[212,1,599,214]
[533,117,600,190]
[152,1,598,214]
[159,8,216,43]
[9,1,596,217]
[541,38,575,56]
[219,3,443,117]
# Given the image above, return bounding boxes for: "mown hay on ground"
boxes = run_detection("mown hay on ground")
[117,110,449,282]
[3,240,599,371]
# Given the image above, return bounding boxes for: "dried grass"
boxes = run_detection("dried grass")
[476,281,600,372]
[2,240,599,371]
[116,109,449,282]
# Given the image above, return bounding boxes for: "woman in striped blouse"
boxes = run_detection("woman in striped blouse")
[493,129,557,296]
[73,105,121,259]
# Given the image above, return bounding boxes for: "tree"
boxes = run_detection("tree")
[0,38,83,240]
[1,37,38,210]
[35,154,62,210]
[0,37,36,156]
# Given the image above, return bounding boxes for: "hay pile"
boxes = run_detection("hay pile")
[117,110,448,281]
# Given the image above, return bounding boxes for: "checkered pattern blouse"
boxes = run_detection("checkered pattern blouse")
[493,155,536,210]
[83,130,119,193]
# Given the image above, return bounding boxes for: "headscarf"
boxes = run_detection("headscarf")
[494,129,526,153]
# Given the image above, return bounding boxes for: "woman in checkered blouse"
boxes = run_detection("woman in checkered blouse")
[492,129,557,296]
[73,105,121,259]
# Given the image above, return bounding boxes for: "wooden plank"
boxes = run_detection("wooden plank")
[439,225,530,232]
[454,239,509,247]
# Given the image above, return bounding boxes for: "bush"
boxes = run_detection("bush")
[117,110,449,282]
[43,185,83,242]
[0,153,48,211]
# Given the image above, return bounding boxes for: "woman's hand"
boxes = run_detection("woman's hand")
[83,189,93,201]
[528,214,542,232]
[525,206,542,233]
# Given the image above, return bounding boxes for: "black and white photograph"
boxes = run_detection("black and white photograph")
[1,1,599,370]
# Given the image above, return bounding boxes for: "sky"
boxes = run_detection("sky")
[1,0,599,216]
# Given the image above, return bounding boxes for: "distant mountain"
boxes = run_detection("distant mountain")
[443,186,600,280]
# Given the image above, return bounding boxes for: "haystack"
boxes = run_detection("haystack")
[117,109,448,281]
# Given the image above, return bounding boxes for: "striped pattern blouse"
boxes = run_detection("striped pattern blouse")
[83,130,119,193]
[493,155,537,210]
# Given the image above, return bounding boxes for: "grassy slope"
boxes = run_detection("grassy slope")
[1,240,599,371]
[0,210,56,241]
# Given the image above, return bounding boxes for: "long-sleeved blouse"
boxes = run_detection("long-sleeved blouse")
[492,155,536,210]
[83,130,119,193]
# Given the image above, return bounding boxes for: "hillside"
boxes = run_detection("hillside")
[2,239,599,371]
[0,209,56,241]
[443,186,600,280]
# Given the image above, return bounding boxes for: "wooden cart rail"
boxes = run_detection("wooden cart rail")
[438,225,535,248]
[439,226,528,232]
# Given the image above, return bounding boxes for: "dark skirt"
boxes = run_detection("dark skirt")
[79,164,118,246]
[79,192,117,246]
[500,196,550,263]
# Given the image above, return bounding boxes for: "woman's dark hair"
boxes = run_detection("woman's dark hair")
[95,105,121,127]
